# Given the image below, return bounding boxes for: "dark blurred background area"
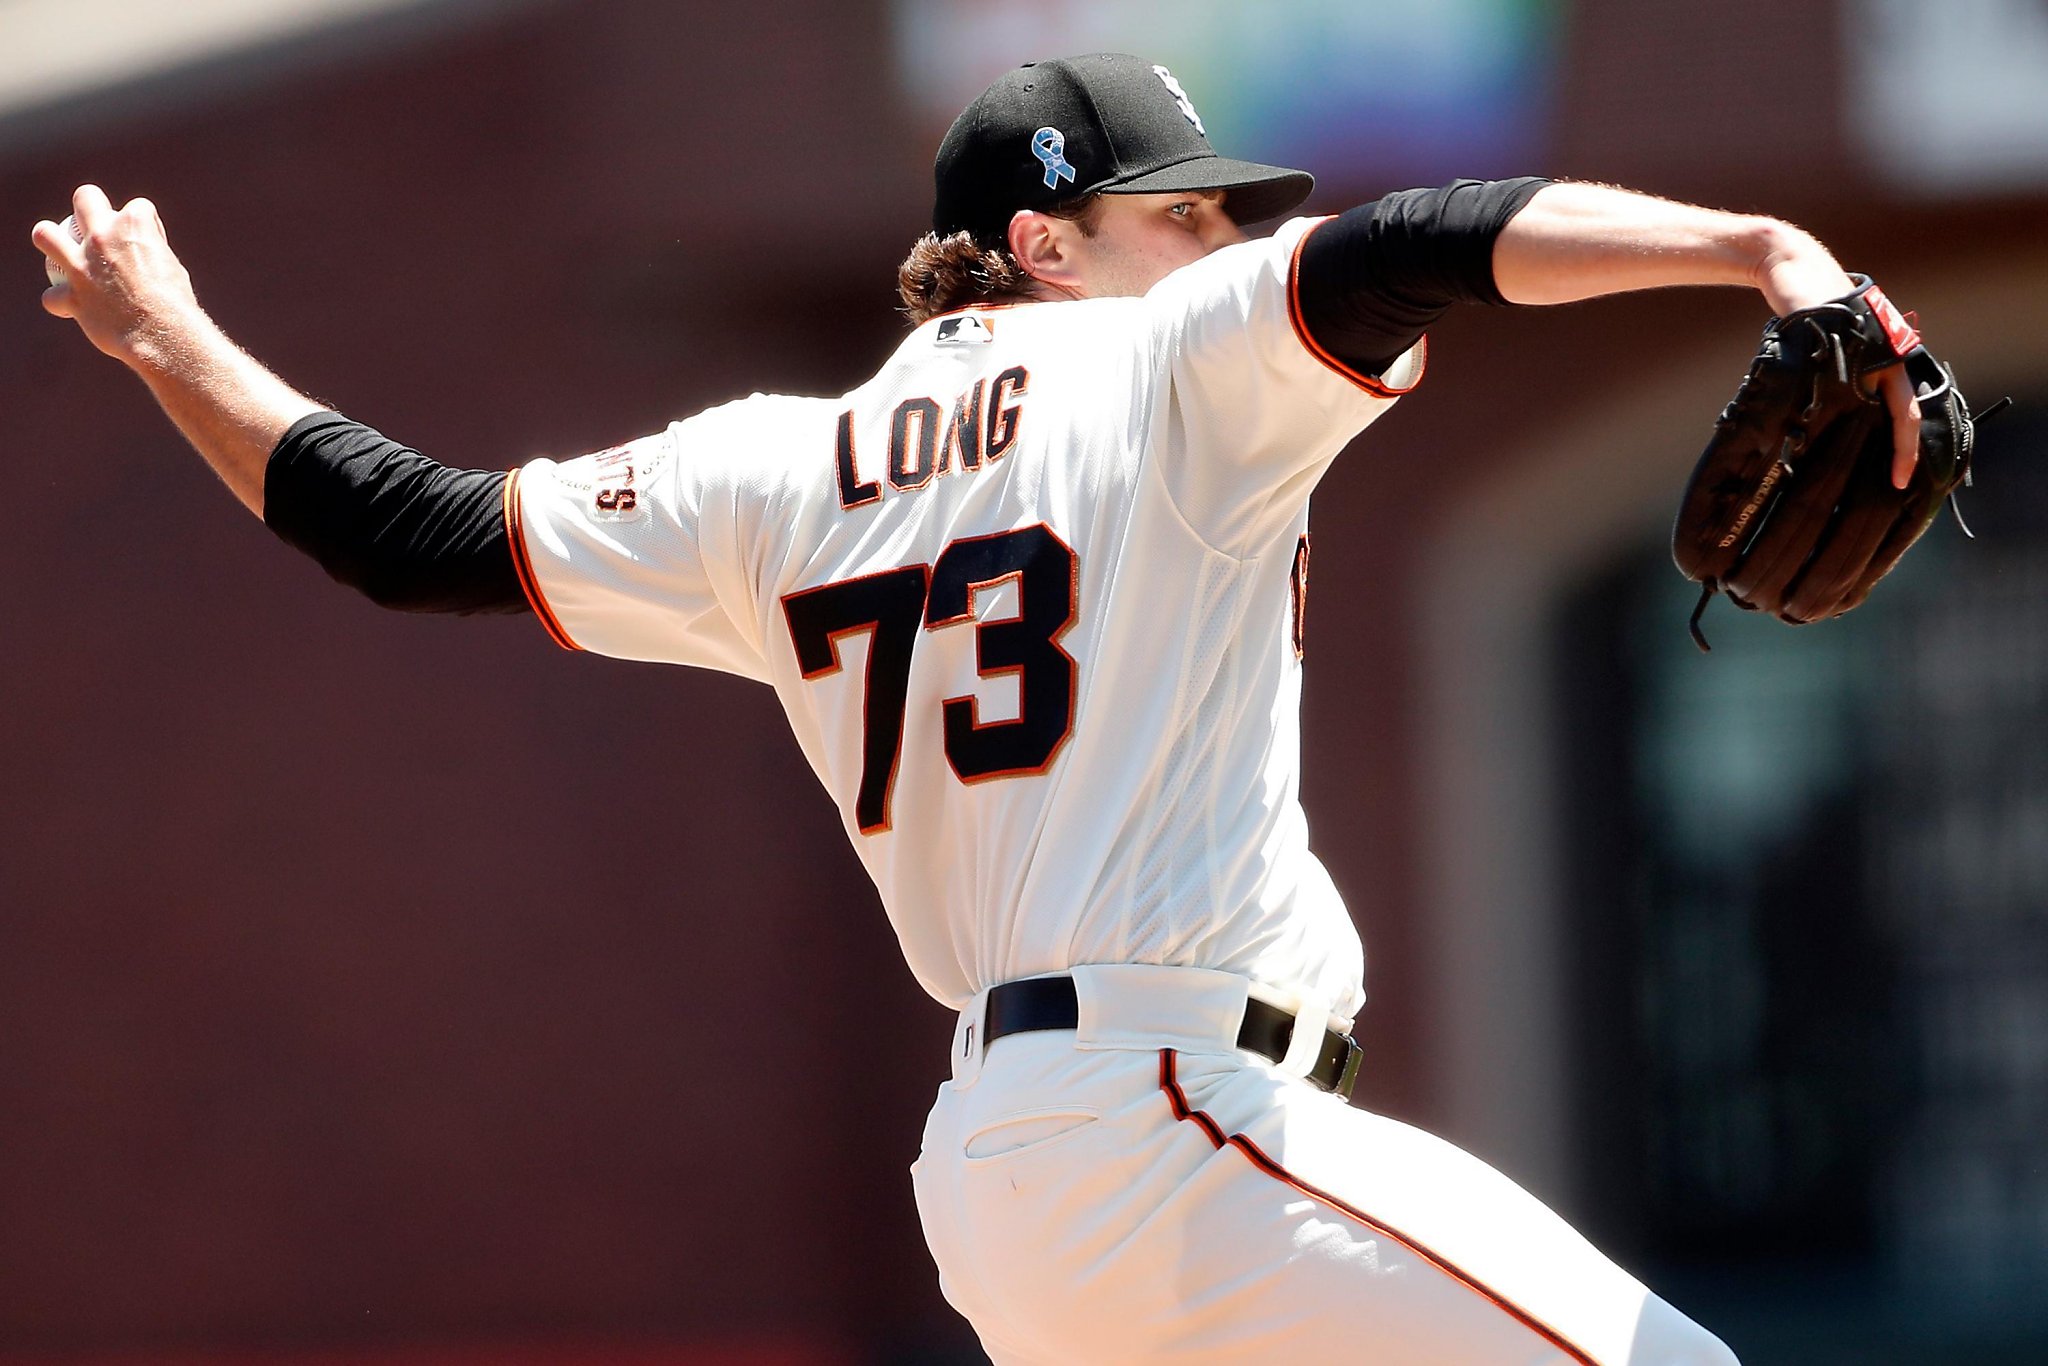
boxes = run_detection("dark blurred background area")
[2,2,2045,1362]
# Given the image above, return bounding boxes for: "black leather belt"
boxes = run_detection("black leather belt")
[982,975,1363,1099]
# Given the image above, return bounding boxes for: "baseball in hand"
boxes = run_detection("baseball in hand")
[45,214,79,286]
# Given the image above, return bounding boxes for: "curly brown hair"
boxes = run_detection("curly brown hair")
[896,196,1101,325]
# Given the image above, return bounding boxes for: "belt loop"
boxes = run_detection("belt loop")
[951,989,990,1088]
[1279,992,1334,1079]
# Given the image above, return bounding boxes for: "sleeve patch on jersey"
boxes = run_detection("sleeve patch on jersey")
[584,444,648,522]
[549,432,673,523]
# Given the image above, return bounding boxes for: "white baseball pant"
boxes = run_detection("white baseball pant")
[911,965,1739,1365]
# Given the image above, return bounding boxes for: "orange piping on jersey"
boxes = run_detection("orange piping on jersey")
[1156,1050,1602,1366]
[1286,217,1428,399]
[502,468,582,652]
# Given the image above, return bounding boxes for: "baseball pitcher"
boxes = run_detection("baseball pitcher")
[39,53,1951,1365]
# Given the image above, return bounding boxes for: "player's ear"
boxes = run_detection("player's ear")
[1008,210,1083,291]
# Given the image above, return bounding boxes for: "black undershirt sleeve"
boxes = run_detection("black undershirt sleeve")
[1295,176,1553,377]
[263,411,529,616]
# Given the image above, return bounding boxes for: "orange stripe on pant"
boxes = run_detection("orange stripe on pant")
[1155,1048,1601,1366]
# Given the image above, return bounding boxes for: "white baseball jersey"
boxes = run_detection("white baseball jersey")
[507,216,1420,1016]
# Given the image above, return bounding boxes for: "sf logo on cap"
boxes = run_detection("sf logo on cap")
[1032,126,1077,189]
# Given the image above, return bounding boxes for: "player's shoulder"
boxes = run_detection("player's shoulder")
[677,389,840,432]
[1147,216,1322,310]
[670,390,841,452]
[638,391,844,509]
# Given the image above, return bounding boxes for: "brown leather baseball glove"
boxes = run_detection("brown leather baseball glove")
[1672,277,2003,651]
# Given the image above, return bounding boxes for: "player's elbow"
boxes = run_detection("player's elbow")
[352,566,435,613]
[310,552,433,612]
[348,562,524,616]
[307,547,519,616]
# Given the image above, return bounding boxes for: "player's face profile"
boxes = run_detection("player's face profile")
[1067,190,1244,298]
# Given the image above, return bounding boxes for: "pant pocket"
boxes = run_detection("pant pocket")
[962,1106,1100,1162]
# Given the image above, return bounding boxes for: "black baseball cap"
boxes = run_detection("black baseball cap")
[932,53,1314,246]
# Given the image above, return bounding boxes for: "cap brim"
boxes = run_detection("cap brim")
[1097,155,1314,225]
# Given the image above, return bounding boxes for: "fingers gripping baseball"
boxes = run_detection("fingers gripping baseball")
[33,184,198,363]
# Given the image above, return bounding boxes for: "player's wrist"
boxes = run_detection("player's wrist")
[1749,220,1854,316]
[118,296,222,375]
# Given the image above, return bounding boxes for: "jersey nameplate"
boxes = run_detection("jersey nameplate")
[836,365,1030,509]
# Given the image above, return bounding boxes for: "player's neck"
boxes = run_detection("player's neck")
[1017,277,1090,306]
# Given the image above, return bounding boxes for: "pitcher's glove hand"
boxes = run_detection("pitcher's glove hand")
[1671,276,2002,651]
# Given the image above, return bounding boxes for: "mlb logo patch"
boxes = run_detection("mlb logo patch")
[936,315,995,345]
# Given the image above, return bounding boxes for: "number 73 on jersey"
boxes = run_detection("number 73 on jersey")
[780,523,1079,835]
